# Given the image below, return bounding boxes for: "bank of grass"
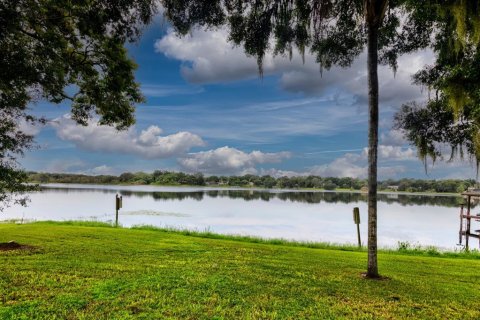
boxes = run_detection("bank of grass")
[1,221,479,319]
[129,224,480,259]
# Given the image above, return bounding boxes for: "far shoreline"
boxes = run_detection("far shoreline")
[35,182,463,197]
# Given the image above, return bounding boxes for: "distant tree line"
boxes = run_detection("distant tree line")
[42,186,468,208]
[28,171,478,194]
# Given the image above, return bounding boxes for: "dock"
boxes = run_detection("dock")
[459,191,480,249]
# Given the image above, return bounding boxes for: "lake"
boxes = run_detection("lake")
[1,184,468,249]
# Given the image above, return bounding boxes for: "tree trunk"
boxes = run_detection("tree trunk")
[366,22,379,278]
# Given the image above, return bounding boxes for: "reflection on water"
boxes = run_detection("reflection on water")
[1,184,468,249]
[41,185,465,207]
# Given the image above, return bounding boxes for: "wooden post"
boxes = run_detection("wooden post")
[459,203,464,245]
[353,207,361,247]
[115,194,122,227]
[466,195,471,250]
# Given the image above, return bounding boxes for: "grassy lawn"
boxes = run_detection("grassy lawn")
[0,222,479,319]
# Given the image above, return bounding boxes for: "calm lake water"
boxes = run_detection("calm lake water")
[1,184,469,249]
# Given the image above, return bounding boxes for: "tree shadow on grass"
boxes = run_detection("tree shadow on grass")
[0,241,37,252]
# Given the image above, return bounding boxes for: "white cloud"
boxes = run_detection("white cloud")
[176,143,409,178]
[308,153,366,178]
[305,145,413,178]
[423,153,478,177]
[363,145,416,161]
[155,28,432,107]
[259,168,305,178]
[263,144,413,179]
[51,115,205,159]
[302,154,406,179]
[277,50,432,108]
[380,129,407,146]
[309,143,415,178]
[156,28,260,83]
[261,163,400,179]
[178,146,291,175]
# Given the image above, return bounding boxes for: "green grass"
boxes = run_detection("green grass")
[1,222,480,319]
[130,224,480,259]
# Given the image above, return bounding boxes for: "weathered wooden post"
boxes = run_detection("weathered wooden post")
[115,194,123,227]
[353,207,361,247]
[466,194,471,250]
[459,203,464,245]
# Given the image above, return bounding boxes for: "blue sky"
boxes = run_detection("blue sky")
[20,19,478,180]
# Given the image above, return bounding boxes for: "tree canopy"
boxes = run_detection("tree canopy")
[395,1,480,169]
[0,0,158,208]
[163,0,430,73]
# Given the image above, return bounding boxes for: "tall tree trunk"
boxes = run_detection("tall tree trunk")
[366,21,379,278]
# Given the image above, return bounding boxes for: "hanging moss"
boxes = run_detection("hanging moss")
[451,0,468,51]
[395,1,480,173]
[472,17,480,44]
[473,130,480,159]
[445,84,467,118]
[447,0,480,50]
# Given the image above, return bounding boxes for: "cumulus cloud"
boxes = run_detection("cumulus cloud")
[262,153,407,179]
[52,115,205,159]
[380,129,408,146]
[155,28,432,107]
[156,28,261,83]
[307,144,478,179]
[262,143,414,179]
[178,146,291,175]
[362,145,416,161]
[308,143,415,178]
[278,50,432,108]
[301,154,407,179]
[305,145,413,178]
[259,168,306,178]
[173,140,415,178]
[308,154,368,178]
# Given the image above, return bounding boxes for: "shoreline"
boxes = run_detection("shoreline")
[35,182,462,197]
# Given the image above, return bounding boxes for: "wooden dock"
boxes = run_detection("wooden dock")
[459,192,480,249]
